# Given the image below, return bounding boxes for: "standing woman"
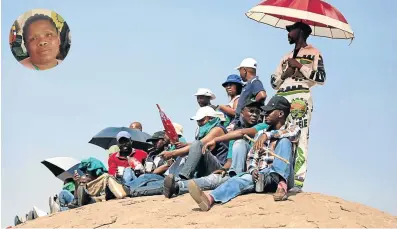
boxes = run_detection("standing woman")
[20,14,61,70]
[217,74,243,127]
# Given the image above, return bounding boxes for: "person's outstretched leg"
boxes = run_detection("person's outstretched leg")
[178,140,203,179]
[164,173,230,198]
[188,174,254,211]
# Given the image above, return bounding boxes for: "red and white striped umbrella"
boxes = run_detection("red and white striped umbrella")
[246,0,354,39]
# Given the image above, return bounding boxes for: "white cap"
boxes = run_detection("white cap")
[235,58,257,70]
[116,131,131,141]
[190,106,225,121]
[172,123,183,135]
[193,88,216,100]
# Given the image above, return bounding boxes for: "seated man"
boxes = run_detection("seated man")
[68,157,116,207]
[49,178,76,213]
[163,99,268,198]
[187,95,300,211]
[104,123,198,198]
[108,131,148,183]
[204,99,268,175]
[106,134,189,199]
[160,106,229,180]
[145,131,170,175]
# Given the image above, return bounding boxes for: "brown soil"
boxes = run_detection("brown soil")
[17,192,397,228]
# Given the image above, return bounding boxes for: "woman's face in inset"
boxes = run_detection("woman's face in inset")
[26,20,60,64]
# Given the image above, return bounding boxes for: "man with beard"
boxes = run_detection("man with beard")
[187,96,300,211]
[108,131,148,182]
[145,131,171,175]
[270,21,326,189]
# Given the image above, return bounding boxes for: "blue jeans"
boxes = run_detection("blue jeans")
[228,139,251,175]
[59,190,74,211]
[210,138,294,204]
[125,173,165,197]
[124,173,163,188]
[179,140,222,179]
[177,173,230,195]
[121,167,138,184]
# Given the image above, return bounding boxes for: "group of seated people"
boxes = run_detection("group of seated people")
[47,94,300,214]
[15,59,303,226]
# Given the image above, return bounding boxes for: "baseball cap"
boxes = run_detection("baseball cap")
[222,74,243,87]
[235,58,257,70]
[193,88,216,100]
[116,131,131,142]
[172,123,183,136]
[262,95,291,112]
[146,131,166,142]
[244,98,264,110]
[286,21,312,36]
[190,106,224,121]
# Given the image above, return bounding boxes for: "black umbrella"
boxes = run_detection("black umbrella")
[41,157,83,181]
[89,127,152,151]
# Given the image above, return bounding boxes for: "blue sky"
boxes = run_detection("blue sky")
[2,0,397,227]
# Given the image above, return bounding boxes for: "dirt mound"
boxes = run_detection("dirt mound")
[17,192,397,228]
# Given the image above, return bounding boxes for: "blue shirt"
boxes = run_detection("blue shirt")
[234,76,265,118]
[226,122,269,159]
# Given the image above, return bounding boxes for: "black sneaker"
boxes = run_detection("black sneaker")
[163,174,178,198]
[67,199,79,209]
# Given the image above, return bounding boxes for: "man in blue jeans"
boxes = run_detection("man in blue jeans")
[106,134,189,198]
[162,99,268,198]
[188,95,301,211]
[49,178,76,213]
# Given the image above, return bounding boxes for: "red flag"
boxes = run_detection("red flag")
[156,104,178,144]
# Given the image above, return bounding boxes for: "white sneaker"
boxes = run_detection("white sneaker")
[49,196,60,214]
[27,210,35,220]
[33,206,48,217]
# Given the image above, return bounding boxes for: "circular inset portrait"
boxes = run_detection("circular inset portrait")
[9,9,71,71]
